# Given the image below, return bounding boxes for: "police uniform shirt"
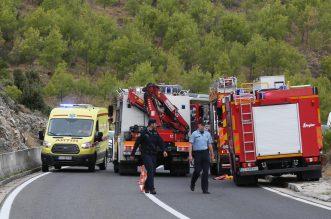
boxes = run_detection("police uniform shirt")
[189,130,212,151]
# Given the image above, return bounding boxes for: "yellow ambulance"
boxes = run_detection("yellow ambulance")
[39,104,109,172]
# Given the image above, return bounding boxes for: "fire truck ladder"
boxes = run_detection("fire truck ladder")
[238,92,256,162]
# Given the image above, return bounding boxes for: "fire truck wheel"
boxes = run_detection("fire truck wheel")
[234,173,257,186]
[113,161,119,173]
[297,170,321,181]
[210,163,218,176]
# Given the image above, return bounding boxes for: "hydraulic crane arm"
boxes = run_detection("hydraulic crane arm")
[143,84,190,134]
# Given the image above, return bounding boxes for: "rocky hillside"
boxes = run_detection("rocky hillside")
[0,90,47,153]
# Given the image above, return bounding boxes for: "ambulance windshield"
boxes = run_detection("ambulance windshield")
[48,119,94,137]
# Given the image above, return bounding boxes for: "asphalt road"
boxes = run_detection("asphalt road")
[6,165,331,219]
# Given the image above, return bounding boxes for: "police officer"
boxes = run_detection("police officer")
[189,121,214,194]
[130,119,168,195]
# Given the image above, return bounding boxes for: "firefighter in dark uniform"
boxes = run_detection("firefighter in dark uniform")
[130,119,168,195]
[189,121,214,194]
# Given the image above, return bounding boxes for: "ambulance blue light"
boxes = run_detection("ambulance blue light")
[60,104,74,108]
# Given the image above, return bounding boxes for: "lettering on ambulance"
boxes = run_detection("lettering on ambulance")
[55,139,79,143]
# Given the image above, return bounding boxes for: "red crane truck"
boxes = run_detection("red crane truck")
[112,84,191,175]
[226,76,323,186]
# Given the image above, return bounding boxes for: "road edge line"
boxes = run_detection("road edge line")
[0,172,50,219]
[260,186,331,211]
[144,193,191,219]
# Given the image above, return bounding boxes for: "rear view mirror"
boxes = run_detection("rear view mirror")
[96,132,103,142]
[108,105,114,117]
[38,131,44,140]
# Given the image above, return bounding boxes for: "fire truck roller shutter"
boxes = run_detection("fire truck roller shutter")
[252,104,302,157]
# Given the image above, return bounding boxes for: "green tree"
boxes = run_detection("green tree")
[74,75,93,97]
[179,67,212,93]
[158,53,183,84]
[163,12,200,69]
[127,61,155,87]
[321,56,331,80]
[245,35,306,78]
[97,0,117,9]
[96,72,119,100]
[10,27,42,64]
[43,62,75,99]
[40,27,68,68]
[254,1,289,40]
[218,13,250,44]
[0,0,18,39]
[4,85,22,102]
[0,30,5,47]
[108,25,154,79]
[21,70,47,112]
[13,69,26,91]
[198,32,225,76]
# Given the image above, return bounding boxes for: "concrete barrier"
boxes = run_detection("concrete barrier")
[0,148,41,179]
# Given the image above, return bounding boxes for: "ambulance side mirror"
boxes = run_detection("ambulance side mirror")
[38,131,44,141]
[108,105,114,117]
[96,132,103,142]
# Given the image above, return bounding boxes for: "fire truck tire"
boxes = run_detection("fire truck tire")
[119,162,138,175]
[210,163,218,176]
[296,169,321,181]
[113,161,119,173]
[234,174,257,186]
[170,161,189,176]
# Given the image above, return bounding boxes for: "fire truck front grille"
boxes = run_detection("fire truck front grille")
[52,144,80,154]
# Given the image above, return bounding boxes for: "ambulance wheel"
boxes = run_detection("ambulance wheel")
[88,164,96,172]
[42,165,49,172]
[54,165,61,170]
[98,154,107,170]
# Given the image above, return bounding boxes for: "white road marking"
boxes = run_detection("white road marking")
[156,165,164,170]
[261,186,331,211]
[145,193,190,219]
[0,166,70,219]
[0,172,50,219]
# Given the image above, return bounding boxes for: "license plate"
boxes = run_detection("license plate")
[240,166,258,172]
[58,156,72,160]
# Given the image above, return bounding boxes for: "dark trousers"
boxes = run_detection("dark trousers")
[191,150,210,192]
[142,154,157,191]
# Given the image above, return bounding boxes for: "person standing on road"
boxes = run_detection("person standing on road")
[130,119,168,195]
[189,121,214,194]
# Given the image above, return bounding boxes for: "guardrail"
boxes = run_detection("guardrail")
[0,147,41,180]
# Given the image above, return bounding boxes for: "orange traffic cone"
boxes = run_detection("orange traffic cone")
[138,165,147,192]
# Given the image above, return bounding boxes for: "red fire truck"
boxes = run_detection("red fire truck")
[209,77,238,175]
[225,76,323,186]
